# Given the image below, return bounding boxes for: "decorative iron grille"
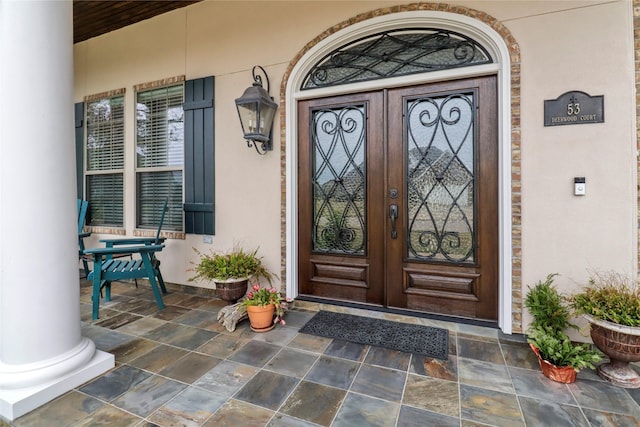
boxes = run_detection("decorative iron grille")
[302,29,492,89]
[312,105,366,255]
[406,91,476,263]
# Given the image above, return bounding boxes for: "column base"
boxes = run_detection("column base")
[0,350,114,421]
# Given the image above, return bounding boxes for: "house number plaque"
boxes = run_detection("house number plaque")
[544,91,604,127]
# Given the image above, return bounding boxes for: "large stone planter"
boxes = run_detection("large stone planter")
[214,278,249,304]
[586,315,640,388]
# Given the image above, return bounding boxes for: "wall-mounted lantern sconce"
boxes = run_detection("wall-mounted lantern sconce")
[234,65,278,155]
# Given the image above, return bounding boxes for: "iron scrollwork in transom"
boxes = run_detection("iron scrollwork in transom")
[302,29,492,90]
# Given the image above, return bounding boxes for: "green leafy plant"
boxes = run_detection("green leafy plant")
[525,273,576,333]
[241,283,288,325]
[525,273,602,372]
[569,270,640,327]
[189,246,274,284]
[527,326,602,371]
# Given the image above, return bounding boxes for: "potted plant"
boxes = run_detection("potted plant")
[569,270,640,388]
[241,283,288,332]
[189,246,274,304]
[525,274,602,383]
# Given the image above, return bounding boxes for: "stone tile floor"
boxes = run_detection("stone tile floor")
[4,278,640,426]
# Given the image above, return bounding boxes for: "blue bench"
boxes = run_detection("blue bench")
[84,244,167,320]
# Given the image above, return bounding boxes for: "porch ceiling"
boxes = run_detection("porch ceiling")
[73,0,203,44]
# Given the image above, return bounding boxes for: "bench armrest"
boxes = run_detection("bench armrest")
[99,237,166,246]
[83,244,165,257]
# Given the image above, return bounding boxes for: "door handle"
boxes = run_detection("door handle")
[389,204,398,239]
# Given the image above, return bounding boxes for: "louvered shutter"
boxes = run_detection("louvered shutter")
[183,76,215,235]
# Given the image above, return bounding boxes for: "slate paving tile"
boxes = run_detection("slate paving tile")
[582,407,640,427]
[70,404,142,426]
[331,392,399,427]
[501,341,540,370]
[251,325,299,346]
[323,339,367,361]
[110,298,159,316]
[108,337,159,363]
[410,354,457,381]
[228,340,282,367]
[568,377,640,416]
[364,346,411,371]
[350,364,406,402]
[508,366,576,405]
[193,360,258,396]
[267,413,321,427]
[304,355,359,389]
[287,332,333,353]
[460,384,524,427]
[280,380,346,426]
[281,310,316,328]
[151,304,190,321]
[458,358,514,393]
[80,365,151,401]
[127,344,189,373]
[142,322,216,349]
[95,311,143,329]
[518,396,589,426]
[397,405,459,427]
[203,399,274,427]
[235,370,300,410]
[10,391,104,427]
[457,337,505,365]
[115,316,167,336]
[264,347,319,378]
[174,308,220,329]
[147,387,226,426]
[403,374,459,417]
[158,352,221,384]
[111,375,187,417]
[196,333,250,359]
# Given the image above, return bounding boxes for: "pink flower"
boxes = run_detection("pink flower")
[269,287,277,293]
[246,291,253,299]
[280,319,286,326]
[252,284,260,291]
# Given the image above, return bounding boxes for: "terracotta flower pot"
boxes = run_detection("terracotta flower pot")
[246,304,275,332]
[529,344,577,384]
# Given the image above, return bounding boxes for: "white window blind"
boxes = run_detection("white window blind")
[85,95,125,226]
[136,84,184,231]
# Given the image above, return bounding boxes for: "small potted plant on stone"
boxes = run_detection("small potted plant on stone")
[525,273,602,383]
[189,245,274,304]
[569,270,640,388]
[241,283,288,332]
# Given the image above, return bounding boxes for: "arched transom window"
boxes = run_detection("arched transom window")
[301,28,493,90]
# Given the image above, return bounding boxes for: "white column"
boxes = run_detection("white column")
[0,1,113,421]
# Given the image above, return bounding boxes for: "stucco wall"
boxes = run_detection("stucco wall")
[74,1,636,332]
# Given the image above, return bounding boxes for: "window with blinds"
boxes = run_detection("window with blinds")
[85,95,125,226]
[136,84,184,231]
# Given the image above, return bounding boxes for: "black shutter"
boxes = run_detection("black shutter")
[183,76,215,235]
[75,102,84,200]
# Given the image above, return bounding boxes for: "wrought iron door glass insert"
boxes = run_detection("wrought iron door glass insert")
[406,92,475,262]
[302,29,492,89]
[312,105,366,255]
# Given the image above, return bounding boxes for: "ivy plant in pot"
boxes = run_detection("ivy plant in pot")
[569,270,640,388]
[525,274,602,383]
[189,246,274,304]
[241,284,288,332]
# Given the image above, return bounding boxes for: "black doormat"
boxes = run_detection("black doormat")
[299,311,449,360]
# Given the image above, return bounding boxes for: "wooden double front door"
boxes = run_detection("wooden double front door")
[297,76,499,321]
